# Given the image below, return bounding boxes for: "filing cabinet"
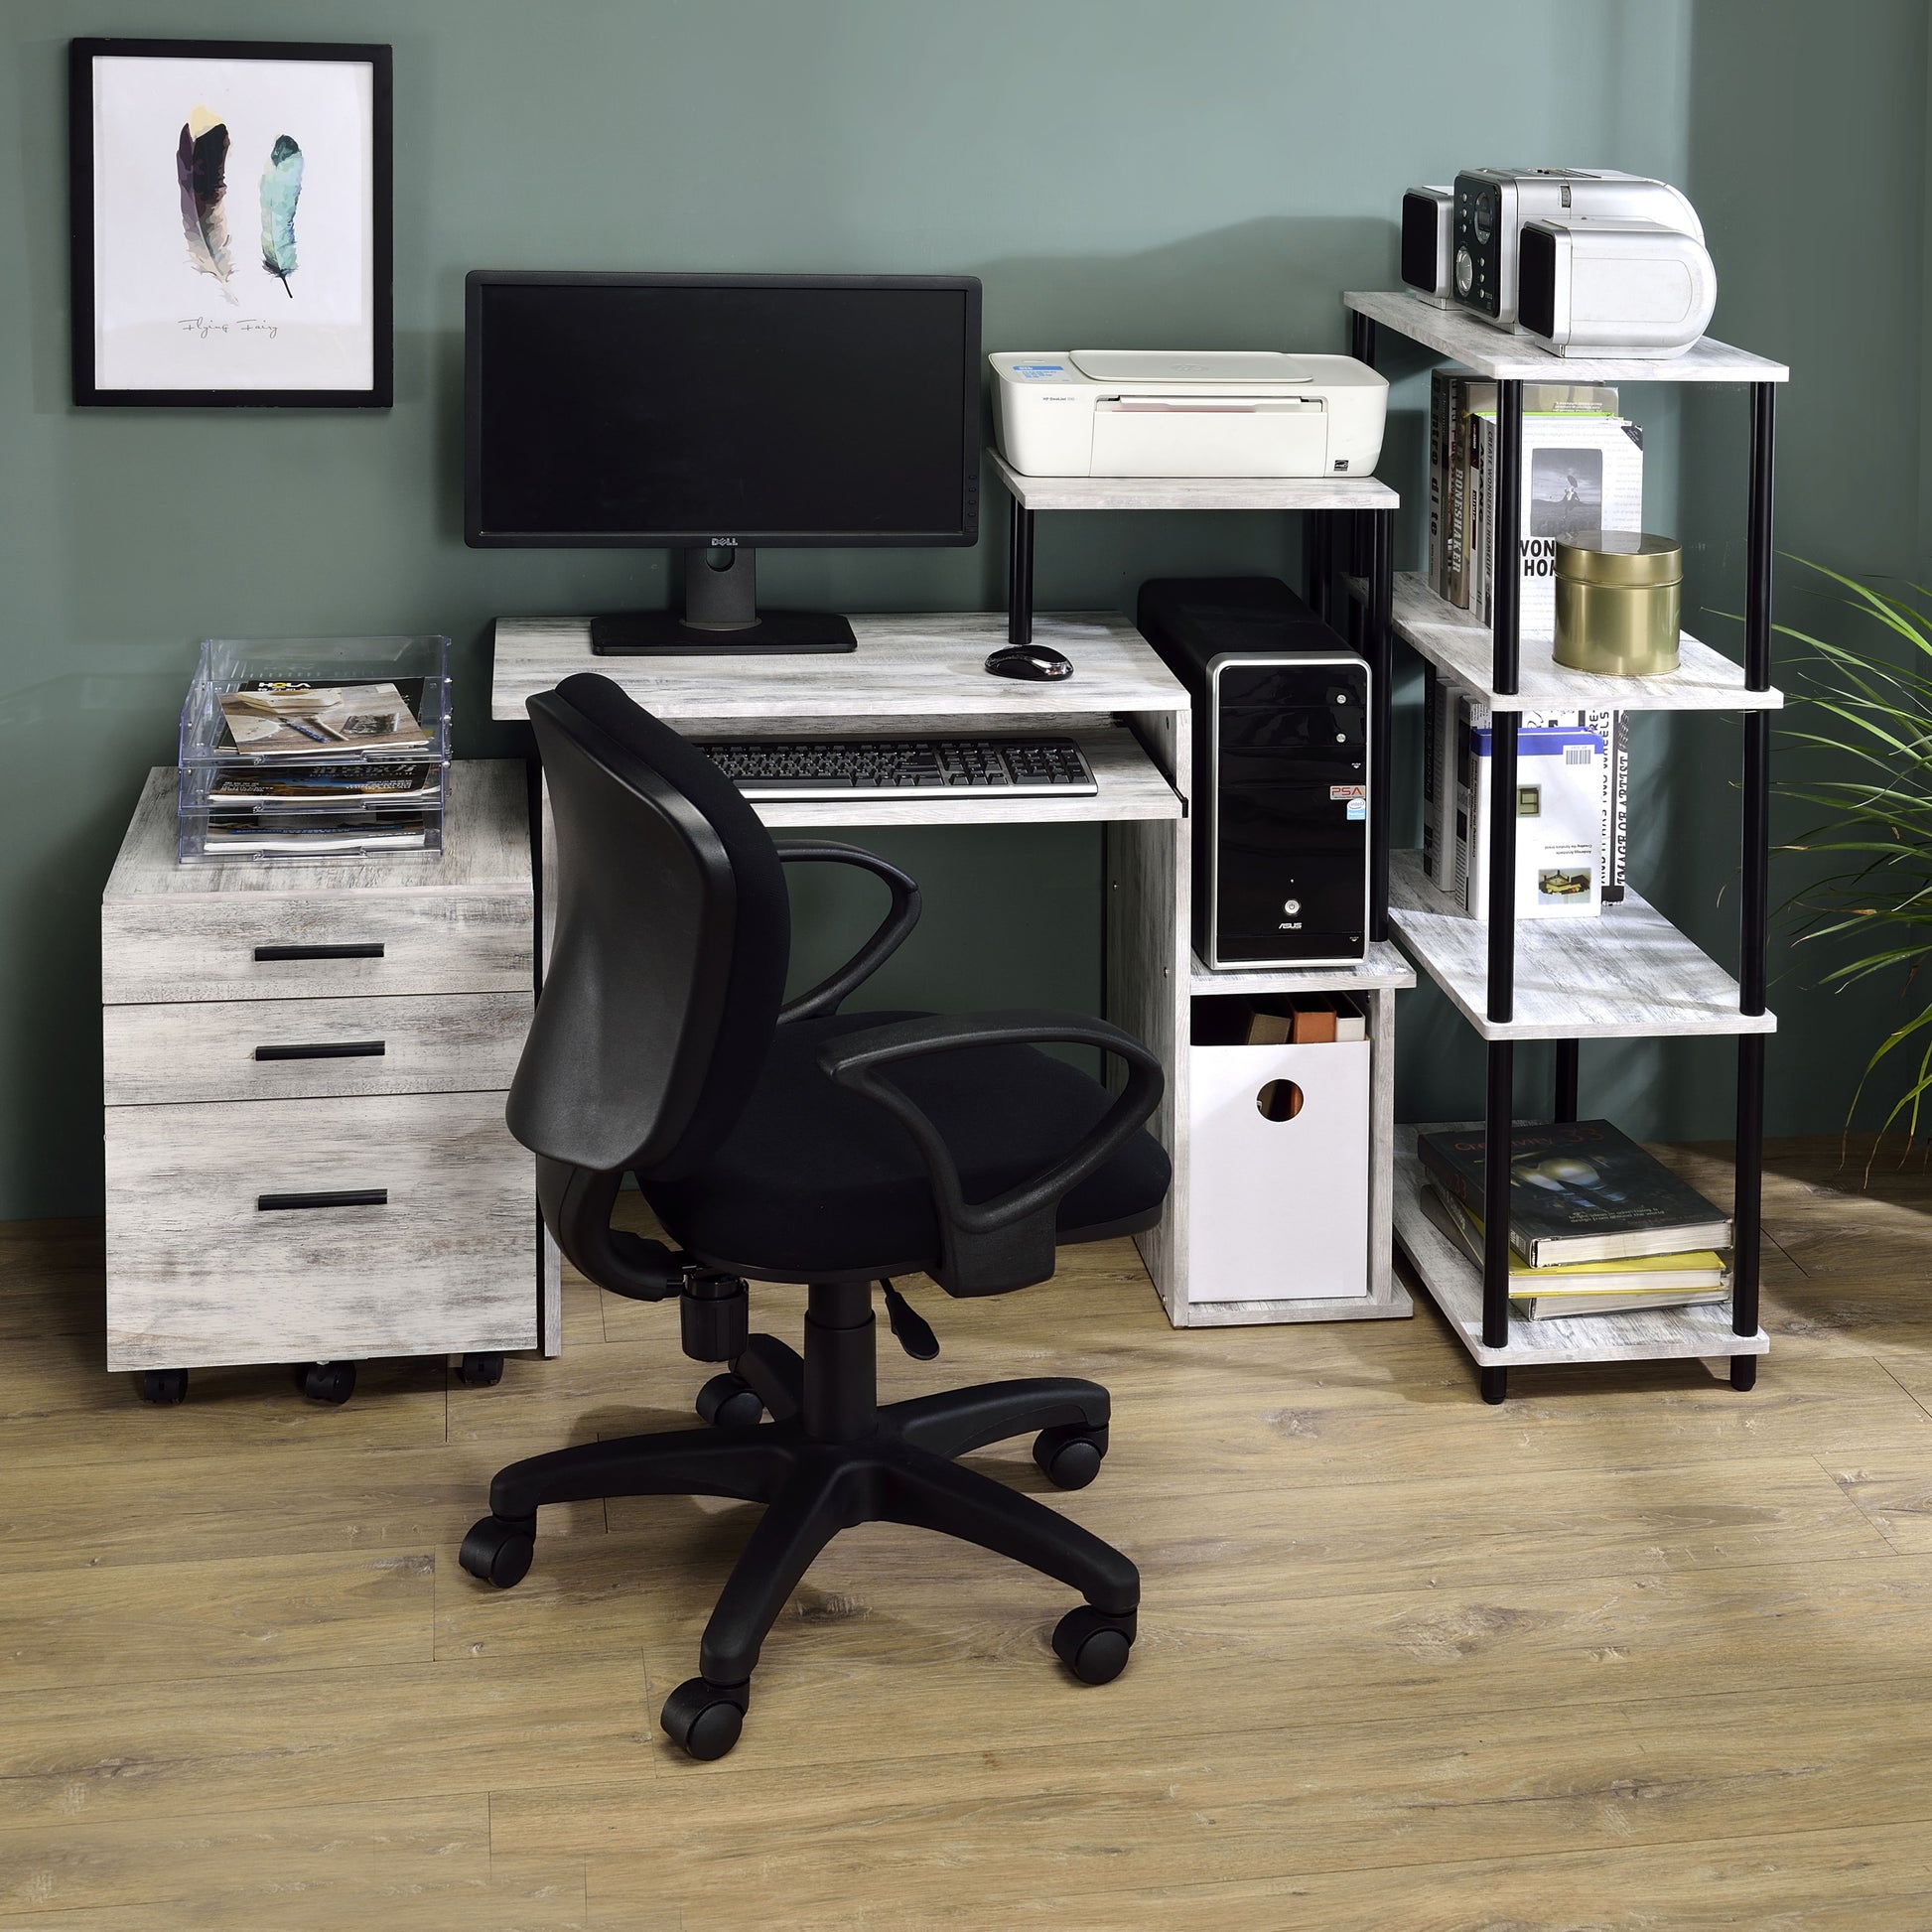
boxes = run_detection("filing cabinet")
[100,760,548,1403]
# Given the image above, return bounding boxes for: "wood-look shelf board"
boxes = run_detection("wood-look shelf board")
[1181,1286,1416,1327]
[1377,573,1782,713]
[1392,1127,1768,1367]
[1388,850,1777,1042]
[1343,289,1790,385]
[748,729,1180,828]
[1189,941,1416,997]
[989,451,1399,513]
[491,610,1187,725]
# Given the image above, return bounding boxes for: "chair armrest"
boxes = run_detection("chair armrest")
[536,1158,682,1302]
[774,841,921,1024]
[817,1010,1165,1297]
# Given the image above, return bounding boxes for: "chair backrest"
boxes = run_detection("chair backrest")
[507,673,790,1179]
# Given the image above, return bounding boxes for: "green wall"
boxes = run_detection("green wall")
[15,0,1881,1220]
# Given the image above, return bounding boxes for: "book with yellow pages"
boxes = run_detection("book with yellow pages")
[1419,1187,1729,1319]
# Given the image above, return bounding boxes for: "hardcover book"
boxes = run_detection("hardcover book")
[1417,1120,1732,1265]
[1419,1185,1729,1292]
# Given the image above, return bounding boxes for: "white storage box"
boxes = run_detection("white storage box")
[1187,1035,1371,1301]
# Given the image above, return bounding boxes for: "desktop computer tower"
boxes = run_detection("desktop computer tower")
[1136,577,1369,969]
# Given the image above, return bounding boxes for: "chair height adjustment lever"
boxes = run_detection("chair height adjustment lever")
[881,1281,939,1361]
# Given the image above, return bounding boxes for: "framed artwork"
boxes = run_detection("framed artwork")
[69,39,392,407]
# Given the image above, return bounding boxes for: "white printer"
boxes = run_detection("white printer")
[990,350,1388,480]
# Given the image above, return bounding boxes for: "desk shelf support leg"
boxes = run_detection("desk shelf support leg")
[1008,497,1035,647]
[1732,381,1776,1393]
[1479,379,1523,1405]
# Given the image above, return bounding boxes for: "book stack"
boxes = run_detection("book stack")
[177,637,452,865]
[1416,1120,1732,1320]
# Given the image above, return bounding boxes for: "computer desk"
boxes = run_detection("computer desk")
[492,609,1414,1334]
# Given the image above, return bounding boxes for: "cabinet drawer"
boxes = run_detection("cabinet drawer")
[104,1091,537,1370]
[100,891,532,1005]
[104,992,532,1106]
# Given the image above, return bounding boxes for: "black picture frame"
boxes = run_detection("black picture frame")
[69,37,393,408]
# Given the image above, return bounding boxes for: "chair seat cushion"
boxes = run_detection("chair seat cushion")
[639,1011,1171,1284]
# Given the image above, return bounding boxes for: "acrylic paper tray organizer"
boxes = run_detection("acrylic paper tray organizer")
[178,635,451,866]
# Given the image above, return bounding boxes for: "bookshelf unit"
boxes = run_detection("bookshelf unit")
[992,453,1416,1326]
[1343,287,1789,1403]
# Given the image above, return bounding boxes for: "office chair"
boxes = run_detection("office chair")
[459,674,1172,1759]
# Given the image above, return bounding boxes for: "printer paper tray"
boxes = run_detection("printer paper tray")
[1089,400,1328,478]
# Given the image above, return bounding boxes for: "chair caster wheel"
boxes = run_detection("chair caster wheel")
[459,1515,535,1588]
[1033,1422,1107,1490]
[138,1368,188,1405]
[696,1373,763,1431]
[457,1351,504,1388]
[1052,1605,1136,1685]
[660,1677,748,1760]
[296,1361,355,1406]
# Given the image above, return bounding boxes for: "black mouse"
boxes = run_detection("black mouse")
[985,642,1073,681]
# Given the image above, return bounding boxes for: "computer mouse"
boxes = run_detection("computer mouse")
[984,642,1073,681]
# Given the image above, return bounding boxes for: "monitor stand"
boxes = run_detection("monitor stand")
[590,547,858,655]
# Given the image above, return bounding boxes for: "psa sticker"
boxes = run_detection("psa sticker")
[1329,784,1366,801]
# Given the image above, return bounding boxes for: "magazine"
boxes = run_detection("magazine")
[216,678,431,758]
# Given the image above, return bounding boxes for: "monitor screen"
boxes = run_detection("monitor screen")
[465,273,981,547]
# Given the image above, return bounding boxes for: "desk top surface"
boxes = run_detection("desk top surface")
[489,609,1188,726]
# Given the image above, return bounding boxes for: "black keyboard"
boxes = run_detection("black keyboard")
[694,737,1098,799]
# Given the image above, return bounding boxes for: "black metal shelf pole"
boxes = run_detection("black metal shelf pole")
[1554,1039,1581,1123]
[1366,508,1394,944]
[1479,378,1525,1407]
[1307,508,1335,625]
[1007,494,1035,646]
[1731,381,1776,1395]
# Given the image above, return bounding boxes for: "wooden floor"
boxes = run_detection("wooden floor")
[8,1139,1932,1928]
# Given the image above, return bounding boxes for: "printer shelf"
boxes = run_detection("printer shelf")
[1342,289,1790,386]
[990,452,1398,514]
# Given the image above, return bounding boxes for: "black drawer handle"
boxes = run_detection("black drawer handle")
[253,943,385,962]
[257,1188,389,1212]
[254,1040,387,1062]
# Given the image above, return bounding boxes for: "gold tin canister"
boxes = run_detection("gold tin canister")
[1553,531,1683,676]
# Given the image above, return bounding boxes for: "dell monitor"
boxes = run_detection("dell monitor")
[464,271,982,654]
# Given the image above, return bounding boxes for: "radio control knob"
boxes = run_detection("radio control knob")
[1282,898,1302,916]
[1454,246,1474,297]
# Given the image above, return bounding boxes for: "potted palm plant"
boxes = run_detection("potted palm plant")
[1779,561,1932,1148]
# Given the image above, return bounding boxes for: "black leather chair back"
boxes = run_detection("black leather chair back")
[507,674,790,1181]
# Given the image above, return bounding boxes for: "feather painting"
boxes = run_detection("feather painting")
[259,135,304,297]
[176,105,235,301]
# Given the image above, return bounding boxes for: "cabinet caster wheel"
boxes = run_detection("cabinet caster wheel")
[138,1368,188,1406]
[696,1373,763,1431]
[459,1514,535,1588]
[1479,1366,1508,1407]
[457,1351,504,1388]
[660,1677,748,1760]
[1052,1605,1136,1685]
[296,1361,355,1406]
[1033,1422,1107,1490]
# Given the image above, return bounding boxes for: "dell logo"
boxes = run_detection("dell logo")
[709,536,739,548]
